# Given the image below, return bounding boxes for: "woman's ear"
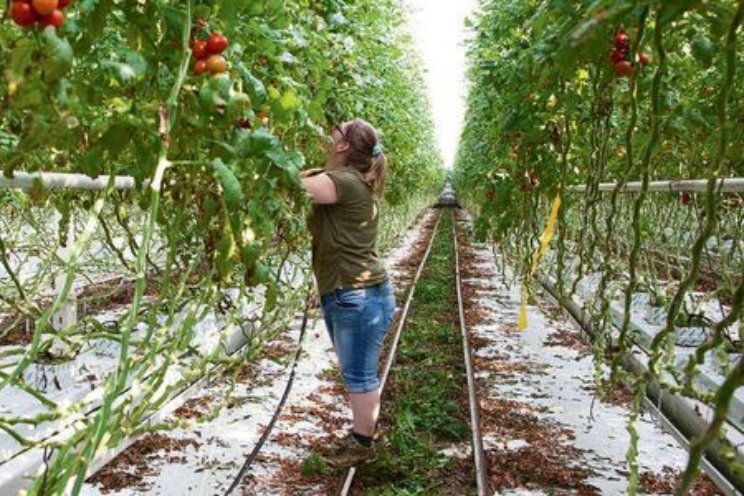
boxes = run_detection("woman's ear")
[335,141,350,154]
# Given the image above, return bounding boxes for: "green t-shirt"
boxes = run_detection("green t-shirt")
[308,168,387,296]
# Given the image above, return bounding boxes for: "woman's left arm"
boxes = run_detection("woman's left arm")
[300,173,338,204]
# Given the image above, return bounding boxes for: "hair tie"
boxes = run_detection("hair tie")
[371,144,383,158]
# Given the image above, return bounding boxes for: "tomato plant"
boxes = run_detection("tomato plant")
[455,2,744,494]
[0,1,444,492]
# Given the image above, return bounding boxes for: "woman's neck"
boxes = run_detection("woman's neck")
[324,157,346,171]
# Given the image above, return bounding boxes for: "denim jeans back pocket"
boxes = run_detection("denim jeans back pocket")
[333,288,366,311]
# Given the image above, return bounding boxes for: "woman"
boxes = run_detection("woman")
[300,118,396,468]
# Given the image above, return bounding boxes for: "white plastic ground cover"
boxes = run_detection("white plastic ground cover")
[455,214,704,495]
[0,258,312,496]
[546,250,744,435]
[76,209,439,495]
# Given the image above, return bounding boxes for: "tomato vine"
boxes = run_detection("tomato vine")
[457,1,744,493]
[0,1,443,492]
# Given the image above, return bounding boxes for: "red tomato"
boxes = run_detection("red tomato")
[206,54,227,74]
[58,0,71,7]
[191,40,209,60]
[529,170,538,186]
[39,9,64,28]
[614,60,633,77]
[207,33,229,55]
[680,192,692,205]
[637,52,650,66]
[609,49,626,64]
[615,31,630,49]
[32,0,58,16]
[11,1,38,26]
[193,60,208,76]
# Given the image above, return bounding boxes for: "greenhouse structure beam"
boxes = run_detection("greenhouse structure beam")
[0,172,138,191]
[569,178,744,194]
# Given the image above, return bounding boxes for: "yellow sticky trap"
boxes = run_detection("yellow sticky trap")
[518,194,562,331]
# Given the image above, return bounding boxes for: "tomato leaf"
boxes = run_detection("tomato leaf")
[236,63,267,105]
[42,27,74,82]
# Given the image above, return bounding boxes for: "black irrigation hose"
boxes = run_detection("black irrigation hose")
[224,285,313,496]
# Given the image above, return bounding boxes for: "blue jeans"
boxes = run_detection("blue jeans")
[320,280,396,393]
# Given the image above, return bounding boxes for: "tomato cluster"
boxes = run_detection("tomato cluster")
[608,27,649,78]
[609,28,633,77]
[10,0,71,30]
[191,32,229,76]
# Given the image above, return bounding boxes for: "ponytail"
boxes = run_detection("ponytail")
[366,152,388,199]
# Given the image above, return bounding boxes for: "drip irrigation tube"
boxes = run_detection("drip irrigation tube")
[224,287,313,495]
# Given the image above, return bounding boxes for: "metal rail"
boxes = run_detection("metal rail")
[568,177,744,194]
[339,210,442,495]
[452,209,490,496]
[341,207,491,495]
[640,397,740,496]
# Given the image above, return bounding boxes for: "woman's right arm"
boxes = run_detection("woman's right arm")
[300,173,338,204]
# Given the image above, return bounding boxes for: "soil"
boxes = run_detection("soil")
[544,327,592,356]
[88,433,200,492]
[172,395,214,420]
[639,465,722,495]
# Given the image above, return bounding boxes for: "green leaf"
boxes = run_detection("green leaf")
[212,159,245,211]
[691,36,716,68]
[163,6,188,40]
[9,39,35,79]
[12,80,45,110]
[237,63,267,105]
[271,89,301,121]
[212,159,245,245]
[236,129,280,157]
[215,231,237,282]
[98,123,135,159]
[266,149,304,174]
[226,91,252,121]
[42,27,74,81]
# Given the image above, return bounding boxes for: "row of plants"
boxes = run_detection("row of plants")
[0,1,443,493]
[455,1,743,494]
